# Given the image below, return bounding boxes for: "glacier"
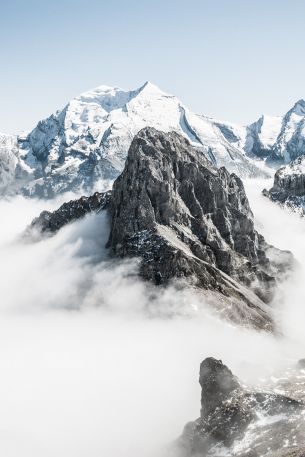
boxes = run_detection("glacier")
[0,82,268,198]
[2,82,305,198]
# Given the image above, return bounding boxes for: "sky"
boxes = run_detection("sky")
[1,0,305,134]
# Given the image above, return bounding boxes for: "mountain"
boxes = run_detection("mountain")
[0,82,266,198]
[244,114,283,158]
[3,82,305,199]
[29,128,293,330]
[177,357,305,457]
[27,191,111,238]
[263,155,305,215]
[243,99,305,164]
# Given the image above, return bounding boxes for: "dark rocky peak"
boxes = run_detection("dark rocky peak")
[199,357,241,416]
[178,358,305,457]
[108,127,254,250]
[28,191,111,236]
[107,127,292,329]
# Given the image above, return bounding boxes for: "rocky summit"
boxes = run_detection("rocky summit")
[107,127,292,329]
[28,191,111,236]
[263,156,305,216]
[29,127,293,330]
[177,357,305,457]
[3,84,305,199]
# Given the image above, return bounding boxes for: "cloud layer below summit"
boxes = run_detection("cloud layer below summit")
[0,181,305,456]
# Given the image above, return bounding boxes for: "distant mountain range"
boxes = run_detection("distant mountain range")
[1,81,305,198]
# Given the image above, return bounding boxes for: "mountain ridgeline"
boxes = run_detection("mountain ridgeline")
[30,128,293,331]
[263,155,305,215]
[2,82,305,199]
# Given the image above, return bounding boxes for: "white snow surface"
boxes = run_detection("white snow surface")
[257,115,283,148]
[0,82,267,197]
[277,155,305,177]
[2,83,305,197]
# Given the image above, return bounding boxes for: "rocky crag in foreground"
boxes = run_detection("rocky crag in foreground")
[177,357,305,457]
[263,156,305,216]
[30,128,292,330]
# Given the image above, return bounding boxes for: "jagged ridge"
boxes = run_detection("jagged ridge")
[0,82,267,198]
[178,357,305,457]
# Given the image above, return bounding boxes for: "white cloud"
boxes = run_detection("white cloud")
[0,180,304,456]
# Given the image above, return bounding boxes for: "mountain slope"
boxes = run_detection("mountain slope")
[244,99,305,164]
[0,132,29,194]
[0,82,266,198]
[178,358,305,457]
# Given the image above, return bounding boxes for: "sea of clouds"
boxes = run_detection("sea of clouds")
[0,179,305,457]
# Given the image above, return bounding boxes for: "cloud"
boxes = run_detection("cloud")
[0,181,304,456]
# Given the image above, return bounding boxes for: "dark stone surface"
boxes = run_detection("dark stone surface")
[107,127,292,329]
[28,191,111,235]
[178,358,305,457]
[263,157,305,215]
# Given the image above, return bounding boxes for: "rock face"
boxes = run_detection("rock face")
[178,357,305,457]
[0,133,29,194]
[107,127,292,329]
[263,156,305,216]
[28,191,111,236]
[222,99,305,166]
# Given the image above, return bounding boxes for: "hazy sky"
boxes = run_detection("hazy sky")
[1,0,305,134]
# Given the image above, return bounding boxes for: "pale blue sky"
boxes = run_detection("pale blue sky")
[1,0,305,133]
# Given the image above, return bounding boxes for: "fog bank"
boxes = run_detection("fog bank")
[0,180,305,456]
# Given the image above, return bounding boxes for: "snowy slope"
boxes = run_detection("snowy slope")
[263,155,305,216]
[245,115,283,158]
[244,100,305,164]
[273,100,305,162]
[0,82,267,198]
[0,133,30,194]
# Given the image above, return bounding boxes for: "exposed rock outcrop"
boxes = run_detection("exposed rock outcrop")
[28,191,111,236]
[263,156,305,216]
[107,127,292,329]
[178,357,305,457]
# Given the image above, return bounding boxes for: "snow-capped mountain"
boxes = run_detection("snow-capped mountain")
[243,100,305,163]
[2,82,305,198]
[0,82,265,198]
[245,115,283,158]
